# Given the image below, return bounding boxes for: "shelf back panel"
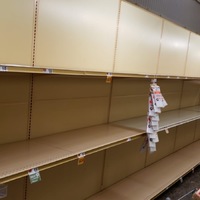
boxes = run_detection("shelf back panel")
[35,0,119,72]
[185,33,200,77]
[0,0,33,65]
[102,137,146,188]
[27,152,104,200]
[180,80,200,108]
[114,2,162,75]
[174,121,196,151]
[157,20,190,76]
[31,76,110,137]
[0,73,30,144]
[146,128,176,166]
[4,179,24,200]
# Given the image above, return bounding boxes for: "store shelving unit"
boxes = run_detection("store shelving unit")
[0,105,200,188]
[1,0,200,200]
[1,64,196,79]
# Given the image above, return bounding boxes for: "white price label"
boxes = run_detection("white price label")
[43,68,53,74]
[0,66,8,72]
[28,168,41,184]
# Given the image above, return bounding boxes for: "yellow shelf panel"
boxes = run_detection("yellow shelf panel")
[34,0,119,72]
[115,1,162,75]
[0,0,33,65]
[185,32,200,77]
[157,20,190,76]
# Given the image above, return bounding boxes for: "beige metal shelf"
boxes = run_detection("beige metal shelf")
[87,140,200,200]
[0,124,143,184]
[1,105,200,185]
[0,64,199,79]
[112,106,200,132]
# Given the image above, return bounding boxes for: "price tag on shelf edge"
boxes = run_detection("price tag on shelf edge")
[106,73,112,83]
[43,68,53,74]
[0,66,8,72]
[77,153,86,165]
[28,168,41,184]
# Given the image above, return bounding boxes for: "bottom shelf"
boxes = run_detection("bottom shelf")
[87,140,200,200]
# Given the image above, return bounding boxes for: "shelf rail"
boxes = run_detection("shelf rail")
[0,64,199,80]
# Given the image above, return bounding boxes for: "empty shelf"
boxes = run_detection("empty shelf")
[0,64,196,79]
[112,106,200,132]
[0,124,143,184]
[88,140,200,200]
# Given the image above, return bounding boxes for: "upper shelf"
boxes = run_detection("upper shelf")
[1,0,200,78]
[0,124,142,184]
[0,64,200,80]
[113,106,200,132]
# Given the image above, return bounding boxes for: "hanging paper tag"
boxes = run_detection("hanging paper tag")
[151,85,168,108]
[151,120,159,126]
[152,124,159,131]
[147,79,168,152]
[0,66,8,72]
[146,116,159,133]
[146,123,155,134]
[106,73,112,83]
[151,93,161,113]
[148,95,156,116]
[148,132,157,139]
[148,132,159,143]
[43,68,53,74]
[77,153,86,165]
[151,113,160,122]
[152,133,159,143]
[162,98,168,107]
[148,137,156,148]
[28,168,41,184]
[149,146,157,153]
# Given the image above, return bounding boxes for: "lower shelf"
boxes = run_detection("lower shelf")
[87,140,200,200]
[112,106,200,132]
[0,124,142,184]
